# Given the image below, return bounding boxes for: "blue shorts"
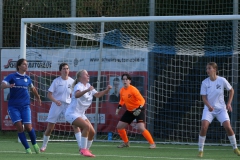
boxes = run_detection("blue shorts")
[8,105,31,124]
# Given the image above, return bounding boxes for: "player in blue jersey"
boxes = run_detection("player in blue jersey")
[1,58,41,154]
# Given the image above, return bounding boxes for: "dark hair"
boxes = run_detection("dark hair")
[113,77,120,82]
[121,73,131,80]
[16,58,26,71]
[59,62,69,71]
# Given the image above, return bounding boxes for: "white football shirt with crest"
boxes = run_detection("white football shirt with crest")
[200,76,232,112]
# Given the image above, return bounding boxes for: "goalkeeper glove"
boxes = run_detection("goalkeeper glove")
[116,105,122,115]
[133,105,143,116]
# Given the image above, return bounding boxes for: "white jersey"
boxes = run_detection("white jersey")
[66,82,98,115]
[48,76,74,104]
[200,76,232,112]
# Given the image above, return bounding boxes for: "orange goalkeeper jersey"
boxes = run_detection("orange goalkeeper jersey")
[119,85,145,111]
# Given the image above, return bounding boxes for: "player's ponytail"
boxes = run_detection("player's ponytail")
[72,78,78,89]
[72,69,85,88]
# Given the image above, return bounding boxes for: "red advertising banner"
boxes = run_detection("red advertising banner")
[1,49,148,132]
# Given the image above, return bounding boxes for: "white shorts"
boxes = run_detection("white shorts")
[201,108,230,126]
[65,111,88,124]
[46,102,69,123]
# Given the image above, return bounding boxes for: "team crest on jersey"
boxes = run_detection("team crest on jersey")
[216,84,221,89]
[24,78,28,82]
[68,84,71,88]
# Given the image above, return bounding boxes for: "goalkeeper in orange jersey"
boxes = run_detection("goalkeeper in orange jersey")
[115,73,156,149]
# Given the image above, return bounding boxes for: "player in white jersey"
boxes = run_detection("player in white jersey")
[40,63,81,152]
[198,62,240,157]
[65,69,112,157]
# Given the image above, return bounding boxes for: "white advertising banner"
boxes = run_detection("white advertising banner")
[1,48,148,72]
[37,113,105,124]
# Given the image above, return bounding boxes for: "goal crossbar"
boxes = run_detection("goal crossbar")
[21,15,240,23]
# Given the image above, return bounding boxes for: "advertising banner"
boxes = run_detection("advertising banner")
[1,48,148,133]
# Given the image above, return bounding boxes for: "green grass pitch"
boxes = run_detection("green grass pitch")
[1,137,240,160]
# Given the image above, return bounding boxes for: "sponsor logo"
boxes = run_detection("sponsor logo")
[4,115,13,127]
[5,114,11,119]
[74,58,78,67]
[90,57,145,62]
[19,51,43,60]
[73,58,84,67]
[58,59,73,65]
[4,59,52,69]
[3,120,13,126]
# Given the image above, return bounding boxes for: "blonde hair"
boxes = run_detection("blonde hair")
[72,69,86,88]
[207,62,218,75]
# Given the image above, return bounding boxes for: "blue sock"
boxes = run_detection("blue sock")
[18,132,30,149]
[28,128,37,145]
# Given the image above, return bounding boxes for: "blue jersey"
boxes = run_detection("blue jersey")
[3,72,33,107]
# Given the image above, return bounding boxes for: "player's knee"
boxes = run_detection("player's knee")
[24,126,32,132]
[46,128,54,135]
[137,126,145,133]
[83,124,90,132]
[224,126,234,134]
[90,129,95,135]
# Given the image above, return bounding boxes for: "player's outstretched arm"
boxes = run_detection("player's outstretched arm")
[1,82,15,89]
[94,85,112,98]
[75,86,93,98]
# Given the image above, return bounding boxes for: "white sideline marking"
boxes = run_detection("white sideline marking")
[0,141,231,152]
[0,142,222,159]
[0,151,214,160]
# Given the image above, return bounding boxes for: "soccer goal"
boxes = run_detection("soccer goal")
[13,15,240,144]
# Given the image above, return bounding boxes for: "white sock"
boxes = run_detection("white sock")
[198,135,206,151]
[42,135,50,148]
[81,137,88,149]
[228,135,238,149]
[75,132,82,149]
[87,140,93,150]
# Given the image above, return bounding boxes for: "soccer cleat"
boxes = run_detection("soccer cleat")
[198,151,203,157]
[149,143,156,149]
[40,147,46,152]
[117,142,130,148]
[234,148,240,156]
[33,144,40,154]
[26,148,32,154]
[80,149,95,157]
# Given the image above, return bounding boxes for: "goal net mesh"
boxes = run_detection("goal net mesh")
[13,18,239,144]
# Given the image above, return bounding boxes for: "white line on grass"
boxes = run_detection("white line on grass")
[0,151,215,160]
[0,141,232,152]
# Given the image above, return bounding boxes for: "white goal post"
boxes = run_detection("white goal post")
[16,15,239,144]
